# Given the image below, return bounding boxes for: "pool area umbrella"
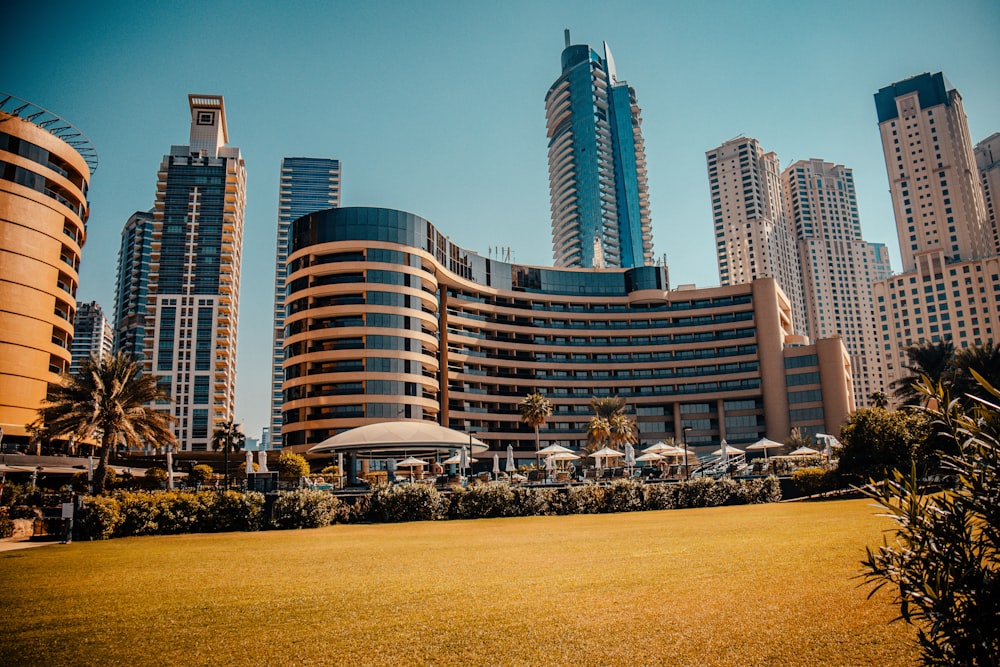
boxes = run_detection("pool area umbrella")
[505,445,516,474]
[396,456,426,482]
[537,443,575,456]
[493,453,500,478]
[746,437,783,459]
[635,452,663,463]
[789,446,821,456]
[711,443,745,457]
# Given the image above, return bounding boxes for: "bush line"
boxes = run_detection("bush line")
[76,476,782,540]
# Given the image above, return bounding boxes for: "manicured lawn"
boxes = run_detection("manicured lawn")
[0,498,918,666]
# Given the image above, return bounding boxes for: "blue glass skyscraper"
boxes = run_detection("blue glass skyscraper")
[545,30,653,268]
[269,157,341,449]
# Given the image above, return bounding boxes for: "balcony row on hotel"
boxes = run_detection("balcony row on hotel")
[280,207,853,456]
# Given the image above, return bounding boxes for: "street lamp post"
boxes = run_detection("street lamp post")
[682,426,692,481]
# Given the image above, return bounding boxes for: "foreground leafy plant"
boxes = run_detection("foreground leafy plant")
[861,373,999,666]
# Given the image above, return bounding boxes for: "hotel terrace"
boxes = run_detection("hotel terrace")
[281,207,853,459]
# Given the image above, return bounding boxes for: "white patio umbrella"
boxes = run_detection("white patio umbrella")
[442,452,479,465]
[789,446,821,456]
[459,446,469,475]
[505,444,516,474]
[590,446,624,471]
[493,453,500,478]
[720,439,729,466]
[625,442,636,472]
[635,452,664,463]
[537,443,575,456]
[396,456,426,482]
[245,450,254,477]
[711,443,745,457]
[166,451,174,490]
[642,442,672,454]
[746,437,783,459]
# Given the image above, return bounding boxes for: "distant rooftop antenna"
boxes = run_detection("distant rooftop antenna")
[564,29,571,47]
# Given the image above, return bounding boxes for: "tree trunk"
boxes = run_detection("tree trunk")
[534,425,540,468]
[93,432,115,495]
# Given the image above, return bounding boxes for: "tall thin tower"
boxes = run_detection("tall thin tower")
[545,30,653,269]
[705,136,808,335]
[872,73,1000,392]
[874,72,992,272]
[269,157,341,450]
[782,159,893,405]
[135,95,246,451]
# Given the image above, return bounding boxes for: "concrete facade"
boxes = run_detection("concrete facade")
[872,73,999,391]
[782,159,893,406]
[0,97,94,444]
[706,137,808,337]
[280,207,853,457]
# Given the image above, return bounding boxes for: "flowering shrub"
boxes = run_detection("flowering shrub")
[367,483,447,523]
[270,489,345,530]
[77,495,124,540]
[76,490,263,538]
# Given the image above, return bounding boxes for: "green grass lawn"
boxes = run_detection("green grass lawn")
[0,498,918,666]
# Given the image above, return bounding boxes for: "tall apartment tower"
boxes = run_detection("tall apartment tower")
[975,133,1000,253]
[113,210,154,362]
[874,73,992,271]
[872,73,999,390]
[545,30,653,269]
[129,95,246,451]
[0,95,95,447]
[706,137,808,335]
[70,301,113,374]
[269,157,341,450]
[782,159,893,405]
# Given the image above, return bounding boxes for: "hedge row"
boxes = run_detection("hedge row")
[76,477,782,540]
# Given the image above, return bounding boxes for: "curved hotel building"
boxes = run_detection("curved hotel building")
[0,95,96,445]
[281,207,853,457]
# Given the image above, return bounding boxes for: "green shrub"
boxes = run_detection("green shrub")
[270,489,344,530]
[77,496,123,540]
[0,507,13,538]
[791,467,838,497]
[643,483,678,510]
[211,490,264,532]
[604,478,645,513]
[449,482,518,519]
[367,483,447,523]
[276,451,310,480]
[188,464,214,487]
[509,486,549,517]
[143,467,168,489]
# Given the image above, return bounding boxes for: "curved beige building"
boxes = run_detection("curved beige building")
[0,94,96,445]
[282,207,853,458]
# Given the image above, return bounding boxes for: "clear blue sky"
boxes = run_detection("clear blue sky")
[5,0,999,439]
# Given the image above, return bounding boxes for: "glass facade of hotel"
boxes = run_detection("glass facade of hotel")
[281,207,853,456]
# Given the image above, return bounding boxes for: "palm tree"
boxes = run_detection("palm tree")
[892,340,955,406]
[869,391,889,409]
[590,396,626,420]
[608,412,636,450]
[586,416,611,454]
[33,352,175,494]
[951,342,1000,403]
[519,391,552,467]
[211,420,245,490]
